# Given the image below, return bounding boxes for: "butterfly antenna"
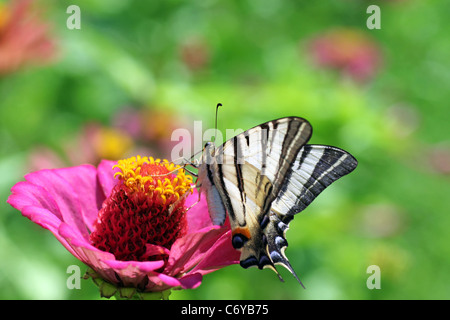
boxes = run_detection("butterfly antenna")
[148,166,184,177]
[213,103,222,144]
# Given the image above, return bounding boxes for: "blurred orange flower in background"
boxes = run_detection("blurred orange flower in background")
[28,107,192,172]
[0,0,56,75]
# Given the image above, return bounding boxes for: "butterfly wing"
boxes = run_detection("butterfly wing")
[214,117,312,227]
[212,117,312,281]
[201,117,358,284]
[261,144,357,284]
[271,144,358,216]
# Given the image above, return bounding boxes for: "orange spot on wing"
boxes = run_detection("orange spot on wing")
[232,227,251,240]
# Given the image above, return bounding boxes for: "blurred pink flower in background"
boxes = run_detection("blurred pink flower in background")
[307,28,383,82]
[427,144,450,176]
[179,37,210,72]
[8,156,239,299]
[65,123,135,166]
[28,123,134,172]
[355,202,407,238]
[112,107,192,159]
[0,0,56,75]
[28,107,192,171]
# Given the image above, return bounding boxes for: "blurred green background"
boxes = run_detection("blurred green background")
[1,0,449,299]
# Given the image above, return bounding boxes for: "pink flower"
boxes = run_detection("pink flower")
[0,0,56,75]
[7,156,239,299]
[307,28,382,82]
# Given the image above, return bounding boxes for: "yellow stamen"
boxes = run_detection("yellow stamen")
[113,156,193,204]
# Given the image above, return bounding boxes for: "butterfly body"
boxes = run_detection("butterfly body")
[195,117,357,285]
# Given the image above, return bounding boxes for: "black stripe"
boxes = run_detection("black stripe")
[259,215,270,229]
[216,162,236,220]
[309,148,342,185]
[206,163,215,185]
[278,145,312,199]
[279,119,297,164]
[234,137,246,220]
[244,133,250,146]
[255,125,269,200]
[287,147,343,215]
[297,145,312,170]
[259,122,270,141]
[262,119,303,214]
[240,256,258,269]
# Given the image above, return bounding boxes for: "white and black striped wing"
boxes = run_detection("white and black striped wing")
[264,144,357,284]
[212,117,310,282]
[211,117,357,285]
[272,144,358,216]
[214,117,312,228]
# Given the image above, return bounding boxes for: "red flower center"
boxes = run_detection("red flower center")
[90,156,193,262]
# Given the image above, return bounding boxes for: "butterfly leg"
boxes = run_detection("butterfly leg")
[182,158,199,177]
[182,184,203,214]
[184,166,198,177]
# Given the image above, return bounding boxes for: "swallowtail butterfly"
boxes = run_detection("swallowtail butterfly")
[191,113,358,286]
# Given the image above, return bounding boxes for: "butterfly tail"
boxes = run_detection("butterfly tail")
[264,211,306,289]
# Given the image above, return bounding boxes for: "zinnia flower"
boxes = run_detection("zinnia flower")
[8,156,239,299]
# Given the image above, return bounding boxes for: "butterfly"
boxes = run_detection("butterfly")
[190,115,358,286]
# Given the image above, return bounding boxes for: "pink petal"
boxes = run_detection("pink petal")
[102,259,166,288]
[178,272,203,289]
[141,243,170,260]
[157,273,182,287]
[58,222,120,285]
[21,205,61,231]
[8,180,62,220]
[144,273,172,292]
[165,226,227,276]
[22,167,92,239]
[59,222,166,289]
[96,160,119,198]
[8,168,107,264]
[189,230,240,275]
[102,259,165,273]
[52,164,104,231]
[21,205,80,259]
[184,189,214,234]
[152,272,202,290]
